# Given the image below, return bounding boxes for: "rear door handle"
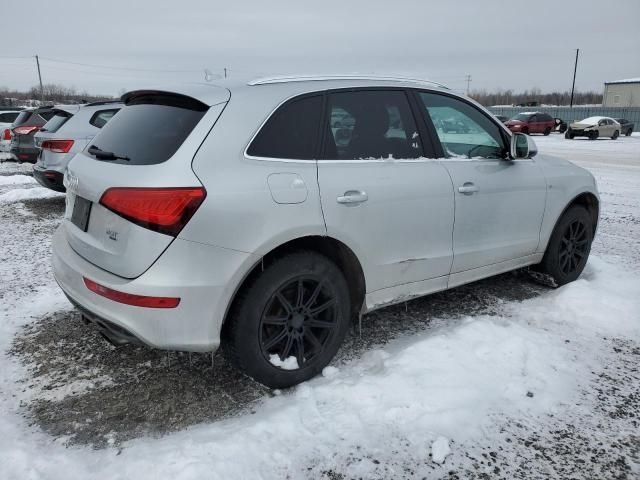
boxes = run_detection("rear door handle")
[337,190,368,205]
[458,182,478,195]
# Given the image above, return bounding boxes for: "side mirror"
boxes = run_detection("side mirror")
[510,132,538,159]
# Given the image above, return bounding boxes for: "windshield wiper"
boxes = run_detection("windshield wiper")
[88,145,130,162]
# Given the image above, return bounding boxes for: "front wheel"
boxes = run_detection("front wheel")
[589,130,599,140]
[538,205,593,286]
[565,130,574,139]
[223,251,352,388]
[612,130,619,140]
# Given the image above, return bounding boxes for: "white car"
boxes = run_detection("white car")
[52,76,599,388]
[0,110,22,156]
[566,116,621,140]
[33,102,121,191]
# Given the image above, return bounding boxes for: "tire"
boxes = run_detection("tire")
[612,130,619,140]
[625,129,632,136]
[522,127,529,135]
[223,251,351,389]
[543,127,551,136]
[565,130,574,140]
[589,130,598,140]
[539,205,593,286]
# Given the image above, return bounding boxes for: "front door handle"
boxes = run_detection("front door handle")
[337,190,368,205]
[458,182,478,195]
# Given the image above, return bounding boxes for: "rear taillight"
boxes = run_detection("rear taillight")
[13,125,40,135]
[42,139,74,153]
[99,187,206,236]
[83,277,180,308]
[2,128,10,141]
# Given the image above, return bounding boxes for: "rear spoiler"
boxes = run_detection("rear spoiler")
[121,90,208,112]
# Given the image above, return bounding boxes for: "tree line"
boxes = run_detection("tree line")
[469,88,603,107]
[0,84,115,107]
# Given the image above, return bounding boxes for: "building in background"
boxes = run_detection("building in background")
[603,78,640,107]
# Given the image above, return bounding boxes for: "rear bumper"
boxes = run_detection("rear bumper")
[52,224,255,351]
[10,146,39,163]
[33,166,66,192]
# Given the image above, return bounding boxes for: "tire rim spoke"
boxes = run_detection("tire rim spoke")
[263,315,288,326]
[294,337,305,366]
[306,318,336,329]
[263,329,287,350]
[309,298,336,317]
[276,292,294,315]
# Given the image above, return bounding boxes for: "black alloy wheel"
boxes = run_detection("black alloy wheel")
[259,276,338,368]
[557,219,589,277]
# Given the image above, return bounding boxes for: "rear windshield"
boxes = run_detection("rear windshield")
[41,111,73,133]
[13,111,34,127]
[87,99,207,165]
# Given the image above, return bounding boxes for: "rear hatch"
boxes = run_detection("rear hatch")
[63,88,229,278]
[35,109,79,167]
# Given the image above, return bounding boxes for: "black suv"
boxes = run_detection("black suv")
[615,119,634,136]
[9,107,59,163]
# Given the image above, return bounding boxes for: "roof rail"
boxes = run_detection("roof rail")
[248,75,450,89]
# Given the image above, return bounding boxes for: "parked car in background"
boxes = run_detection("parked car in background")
[554,117,567,133]
[614,118,634,136]
[0,110,21,155]
[505,112,555,135]
[494,114,509,124]
[566,116,621,140]
[34,101,121,191]
[10,105,80,163]
[52,77,599,388]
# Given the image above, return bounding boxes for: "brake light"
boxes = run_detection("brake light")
[13,125,40,135]
[42,139,74,153]
[99,187,206,236]
[2,128,10,141]
[83,277,180,308]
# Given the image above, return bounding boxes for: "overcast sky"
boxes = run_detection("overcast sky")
[1,0,639,96]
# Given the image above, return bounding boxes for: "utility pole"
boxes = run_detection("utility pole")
[224,67,227,79]
[34,55,44,103]
[570,49,579,108]
[465,74,472,95]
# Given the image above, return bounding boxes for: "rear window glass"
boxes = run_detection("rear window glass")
[13,111,33,126]
[88,101,207,165]
[247,95,322,160]
[89,109,119,128]
[0,112,19,123]
[41,112,72,133]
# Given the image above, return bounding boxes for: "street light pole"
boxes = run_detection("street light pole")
[570,49,579,108]
[35,55,44,103]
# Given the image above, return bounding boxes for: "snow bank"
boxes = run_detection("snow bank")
[0,174,36,186]
[0,186,64,203]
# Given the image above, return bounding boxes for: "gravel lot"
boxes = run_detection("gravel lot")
[1,134,638,479]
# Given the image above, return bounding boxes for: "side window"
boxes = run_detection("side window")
[322,90,423,160]
[90,109,120,129]
[418,92,507,159]
[530,115,539,123]
[247,95,322,160]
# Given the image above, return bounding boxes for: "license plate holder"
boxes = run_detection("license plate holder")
[71,196,92,232]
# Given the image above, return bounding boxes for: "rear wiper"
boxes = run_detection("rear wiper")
[88,145,130,162]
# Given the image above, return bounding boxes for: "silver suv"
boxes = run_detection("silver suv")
[52,76,599,388]
[34,101,121,191]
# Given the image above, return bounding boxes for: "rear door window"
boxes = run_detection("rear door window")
[322,90,423,160]
[0,112,19,123]
[88,96,207,165]
[247,95,322,159]
[89,109,120,128]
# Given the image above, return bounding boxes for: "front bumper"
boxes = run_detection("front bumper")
[33,166,66,192]
[52,225,254,351]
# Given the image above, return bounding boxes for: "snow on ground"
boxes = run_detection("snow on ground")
[0,135,638,479]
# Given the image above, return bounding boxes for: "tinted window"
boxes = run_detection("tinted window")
[0,112,19,123]
[88,100,206,165]
[41,112,72,133]
[13,111,33,127]
[513,113,532,121]
[247,95,322,159]
[418,92,507,159]
[89,109,120,128]
[323,90,422,160]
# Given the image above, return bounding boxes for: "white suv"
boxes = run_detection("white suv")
[52,76,599,388]
[34,102,121,191]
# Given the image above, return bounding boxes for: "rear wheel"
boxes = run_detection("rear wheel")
[522,127,529,135]
[625,129,632,136]
[543,127,551,136]
[589,130,598,140]
[539,205,593,286]
[612,130,619,140]
[223,251,351,388]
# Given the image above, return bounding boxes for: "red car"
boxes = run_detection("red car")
[506,112,555,135]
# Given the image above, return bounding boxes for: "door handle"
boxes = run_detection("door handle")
[337,190,368,205]
[458,182,478,195]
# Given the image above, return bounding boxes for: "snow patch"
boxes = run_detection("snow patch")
[0,175,36,186]
[269,354,299,370]
[0,187,64,203]
[431,436,451,464]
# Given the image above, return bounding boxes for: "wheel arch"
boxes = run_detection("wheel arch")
[221,235,367,332]
[551,191,599,240]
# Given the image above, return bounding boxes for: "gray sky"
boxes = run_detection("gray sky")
[2,0,639,96]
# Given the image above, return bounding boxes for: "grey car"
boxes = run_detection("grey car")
[566,116,621,140]
[52,76,599,388]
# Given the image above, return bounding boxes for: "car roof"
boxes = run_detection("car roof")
[122,75,454,107]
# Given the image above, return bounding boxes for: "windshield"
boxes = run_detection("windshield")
[579,117,603,125]
[512,114,531,121]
